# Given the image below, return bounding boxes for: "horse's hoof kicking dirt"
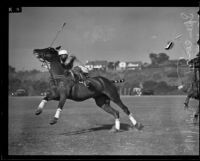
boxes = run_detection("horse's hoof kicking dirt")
[134,122,144,131]
[50,117,58,125]
[109,126,120,133]
[35,109,42,115]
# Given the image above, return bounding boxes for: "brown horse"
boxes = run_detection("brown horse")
[33,47,143,132]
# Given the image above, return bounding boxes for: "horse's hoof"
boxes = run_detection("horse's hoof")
[134,122,144,131]
[35,109,42,115]
[50,117,58,125]
[109,126,120,133]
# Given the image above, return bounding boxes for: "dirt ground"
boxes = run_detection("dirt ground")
[8,96,199,155]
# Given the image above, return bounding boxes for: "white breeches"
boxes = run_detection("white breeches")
[78,65,89,73]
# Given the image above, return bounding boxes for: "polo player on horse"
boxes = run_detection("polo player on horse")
[33,46,144,131]
[183,52,200,124]
[56,47,91,87]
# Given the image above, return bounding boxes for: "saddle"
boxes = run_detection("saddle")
[64,66,90,87]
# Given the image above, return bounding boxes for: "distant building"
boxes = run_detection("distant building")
[85,60,108,70]
[85,60,142,71]
[126,61,142,70]
[142,62,150,68]
[117,61,126,70]
[116,61,142,70]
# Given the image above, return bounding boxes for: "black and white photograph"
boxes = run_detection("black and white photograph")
[8,6,199,157]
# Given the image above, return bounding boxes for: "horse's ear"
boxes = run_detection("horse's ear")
[55,46,61,50]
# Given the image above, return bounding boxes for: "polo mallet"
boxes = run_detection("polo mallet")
[44,22,66,85]
[50,22,66,47]
[165,34,190,66]
[165,34,182,50]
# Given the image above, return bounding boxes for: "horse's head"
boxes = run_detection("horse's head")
[33,47,59,63]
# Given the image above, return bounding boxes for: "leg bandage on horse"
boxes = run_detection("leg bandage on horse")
[38,100,47,109]
[129,113,137,125]
[115,118,120,130]
[54,108,62,119]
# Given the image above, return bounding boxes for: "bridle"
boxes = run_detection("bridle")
[35,23,68,85]
[40,51,57,86]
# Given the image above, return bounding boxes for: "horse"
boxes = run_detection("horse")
[182,57,199,124]
[33,47,144,132]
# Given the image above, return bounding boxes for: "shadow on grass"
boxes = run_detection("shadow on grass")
[60,123,133,136]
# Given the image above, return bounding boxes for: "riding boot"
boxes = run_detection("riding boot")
[80,73,91,88]
[84,79,91,88]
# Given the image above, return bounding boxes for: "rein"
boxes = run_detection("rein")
[41,53,57,86]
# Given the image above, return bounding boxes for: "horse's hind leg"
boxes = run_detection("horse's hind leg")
[115,99,143,130]
[94,95,120,132]
[106,90,143,130]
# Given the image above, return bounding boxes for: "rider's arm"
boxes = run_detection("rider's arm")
[64,55,76,70]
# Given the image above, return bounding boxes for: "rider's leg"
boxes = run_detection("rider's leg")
[77,66,91,87]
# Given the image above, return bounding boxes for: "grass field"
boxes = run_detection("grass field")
[8,96,199,155]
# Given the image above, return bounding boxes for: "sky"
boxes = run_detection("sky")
[9,7,199,71]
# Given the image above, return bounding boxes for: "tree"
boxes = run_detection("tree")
[29,69,40,75]
[157,53,169,64]
[149,53,169,65]
[114,61,120,70]
[9,65,16,73]
[32,80,49,94]
[9,78,22,91]
[143,80,157,90]
[149,53,158,65]
[107,62,115,70]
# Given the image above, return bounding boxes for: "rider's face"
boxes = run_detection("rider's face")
[60,54,68,62]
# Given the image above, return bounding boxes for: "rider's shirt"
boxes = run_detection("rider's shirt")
[61,54,76,70]
[61,55,89,73]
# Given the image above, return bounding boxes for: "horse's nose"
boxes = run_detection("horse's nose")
[33,49,39,56]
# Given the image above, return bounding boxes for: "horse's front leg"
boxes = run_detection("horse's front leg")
[35,98,48,115]
[50,94,67,125]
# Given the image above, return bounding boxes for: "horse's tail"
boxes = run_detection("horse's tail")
[111,79,125,83]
